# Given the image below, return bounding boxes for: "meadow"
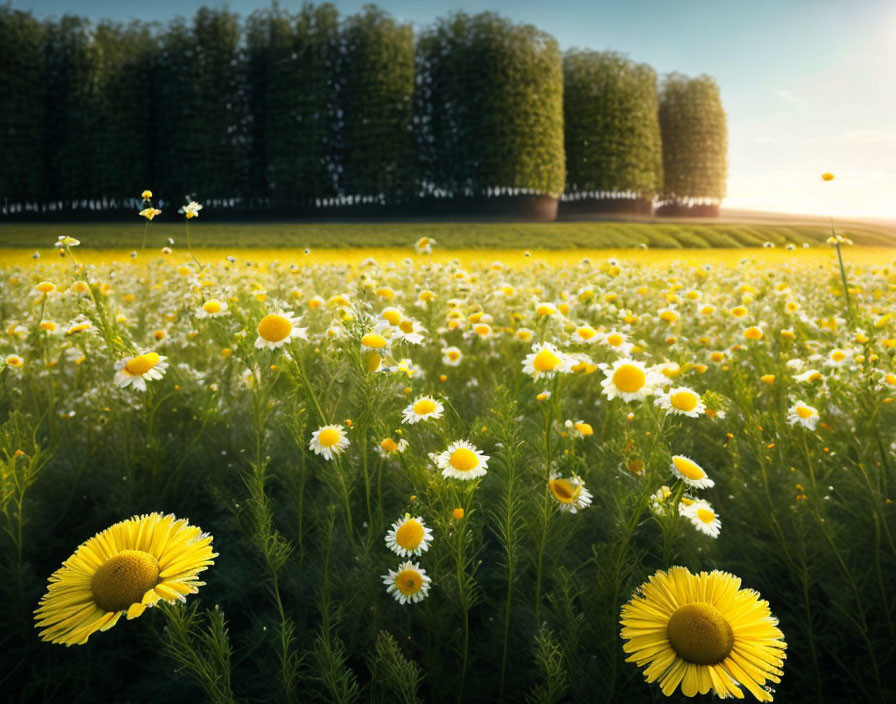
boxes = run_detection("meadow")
[1,238,895,703]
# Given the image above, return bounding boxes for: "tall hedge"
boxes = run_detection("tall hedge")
[339,6,415,203]
[245,3,341,207]
[563,50,662,199]
[153,8,246,209]
[85,21,155,207]
[415,12,565,199]
[658,73,727,205]
[0,8,45,211]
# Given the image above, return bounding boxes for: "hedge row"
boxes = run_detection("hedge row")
[0,4,726,215]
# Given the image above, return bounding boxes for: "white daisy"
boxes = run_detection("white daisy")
[599,330,634,355]
[308,424,350,460]
[196,299,229,318]
[113,352,169,391]
[521,342,573,380]
[787,401,820,430]
[402,396,444,424]
[681,499,722,538]
[384,514,434,557]
[654,387,706,418]
[382,560,431,604]
[441,346,463,366]
[599,359,662,402]
[254,312,306,350]
[392,318,427,345]
[548,474,593,514]
[670,455,714,490]
[432,440,489,481]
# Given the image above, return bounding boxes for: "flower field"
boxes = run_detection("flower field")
[1,243,895,702]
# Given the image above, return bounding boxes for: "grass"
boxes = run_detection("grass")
[1,216,894,250]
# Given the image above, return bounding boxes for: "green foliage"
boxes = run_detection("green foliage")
[525,628,569,704]
[368,630,424,704]
[339,6,416,203]
[415,12,566,198]
[0,7,46,210]
[152,8,246,208]
[563,50,663,199]
[245,3,341,207]
[659,73,728,205]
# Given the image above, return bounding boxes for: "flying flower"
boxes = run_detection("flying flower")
[179,200,203,219]
[670,455,714,489]
[432,440,489,481]
[620,566,786,700]
[308,424,350,460]
[787,401,820,430]
[34,513,215,646]
[402,396,444,424]
[385,514,434,557]
[548,474,593,513]
[113,352,168,391]
[382,560,431,604]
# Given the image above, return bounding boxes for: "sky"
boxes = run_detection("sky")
[10,0,896,219]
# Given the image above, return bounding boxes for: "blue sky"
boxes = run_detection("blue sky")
[11,0,896,217]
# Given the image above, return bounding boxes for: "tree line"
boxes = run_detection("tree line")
[0,3,727,218]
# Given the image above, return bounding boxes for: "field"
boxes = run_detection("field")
[1,239,895,703]
[1,211,895,252]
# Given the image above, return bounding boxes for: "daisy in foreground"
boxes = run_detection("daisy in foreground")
[254,312,306,350]
[35,513,216,646]
[382,560,431,604]
[402,396,445,424]
[787,401,819,430]
[620,566,786,701]
[113,352,168,391]
[670,455,715,490]
[385,514,434,557]
[309,424,350,460]
[600,359,661,402]
[655,387,706,418]
[432,440,489,480]
[522,342,573,380]
[548,474,593,513]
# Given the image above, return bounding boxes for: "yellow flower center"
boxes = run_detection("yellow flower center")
[606,333,624,346]
[831,350,845,361]
[383,309,402,325]
[577,326,596,340]
[884,373,896,386]
[449,447,478,471]
[549,478,582,504]
[91,549,160,612]
[399,320,415,334]
[395,520,424,550]
[204,300,222,314]
[413,399,437,415]
[612,364,646,393]
[125,352,160,376]
[672,456,706,481]
[36,281,55,293]
[257,314,292,342]
[448,350,460,360]
[696,508,717,524]
[533,349,560,372]
[381,438,398,452]
[318,428,342,447]
[670,391,699,412]
[796,406,816,419]
[744,327,763,340]
[361,333,387,349]
[666,602,734,665]
[395,569,424,595]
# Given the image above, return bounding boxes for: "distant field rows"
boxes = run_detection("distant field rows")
[1,220,894,251]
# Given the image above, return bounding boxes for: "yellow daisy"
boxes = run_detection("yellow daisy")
[35,513,216,646]
[621,566,786,700]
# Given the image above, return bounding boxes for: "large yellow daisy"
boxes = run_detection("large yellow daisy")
[620,566,786,701]
[35,513,216,646]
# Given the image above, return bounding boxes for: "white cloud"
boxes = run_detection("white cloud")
[774,89,805,107]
